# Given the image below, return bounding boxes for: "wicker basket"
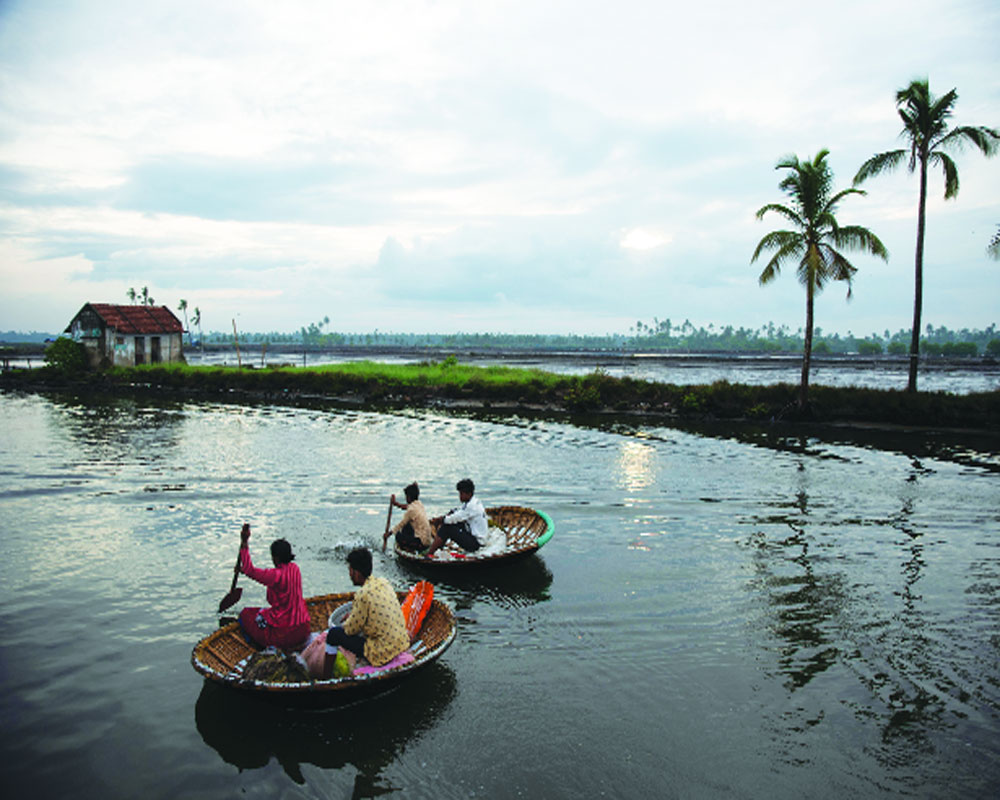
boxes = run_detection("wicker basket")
[395,505,554,567]
[191,592,455,698]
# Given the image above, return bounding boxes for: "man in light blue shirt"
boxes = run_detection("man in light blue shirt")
[425,478,488,557]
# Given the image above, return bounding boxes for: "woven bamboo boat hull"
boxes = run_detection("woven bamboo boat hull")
[191,592,455,701]
[395,506,554,567]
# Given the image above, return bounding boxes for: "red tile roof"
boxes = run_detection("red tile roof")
[75,303,184,334]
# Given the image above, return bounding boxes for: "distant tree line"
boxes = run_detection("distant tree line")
[5,320,999,357]
[185,321,1000,357]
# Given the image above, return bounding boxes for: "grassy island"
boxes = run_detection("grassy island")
[2,356,998,434]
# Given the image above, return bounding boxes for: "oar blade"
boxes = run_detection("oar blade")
[218,587,242,613]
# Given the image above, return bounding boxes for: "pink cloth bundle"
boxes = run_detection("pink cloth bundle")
[352,651,415,675]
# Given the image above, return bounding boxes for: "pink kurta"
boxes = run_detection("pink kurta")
[239,546,310,629]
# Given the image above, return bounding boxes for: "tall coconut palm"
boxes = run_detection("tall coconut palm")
[854,79,999,392]
[178,299,190,344]
[126,287,136,304]
[752,149,888,410]
[191,307,203,352]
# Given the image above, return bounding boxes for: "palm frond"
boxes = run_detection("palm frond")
[755,202,803,228]
[929,151,960,199]
[819,245,857,276]
[825,186,865,212]
[774,154,803,172]
[928,88,958,134]
[939,125,1000,157]
[821,247,858,294]
[756,237,804,285]
[853,150,906,184]
[823,188,865,225]
[815,210,840,235]
[751,230,803,264]
[809,148,831,168]
[831,225,889,260]
[988,225,1000,260]
[896,78,929,108]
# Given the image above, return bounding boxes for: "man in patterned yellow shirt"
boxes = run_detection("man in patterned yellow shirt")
[323,548,409,677]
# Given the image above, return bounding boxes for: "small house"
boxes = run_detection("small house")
[65,303,185,368]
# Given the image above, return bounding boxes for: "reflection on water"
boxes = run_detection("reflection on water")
[195,661,456,791]
[46,392,187,458]
[745,487,848,693]
[738,451,1000,794]
[615,439,657,491]
[397,553,554,611]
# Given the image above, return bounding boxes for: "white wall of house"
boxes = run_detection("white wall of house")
[69,319,185,367]
[108,332,184,366]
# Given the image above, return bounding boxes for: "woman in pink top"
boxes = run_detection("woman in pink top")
[237,527,310,650]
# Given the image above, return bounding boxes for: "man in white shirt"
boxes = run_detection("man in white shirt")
[425,478,488,557]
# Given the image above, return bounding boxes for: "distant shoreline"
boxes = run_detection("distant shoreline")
[5,341,998,371]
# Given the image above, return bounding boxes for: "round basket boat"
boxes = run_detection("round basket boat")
[394,506,554,567]
[191,592,455,703]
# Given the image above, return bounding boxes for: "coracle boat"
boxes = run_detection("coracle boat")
[395,505,554,567]
[191,591,455,703]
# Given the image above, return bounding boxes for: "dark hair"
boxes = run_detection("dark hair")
[270,538,294,565]
[456,478,475,495]
[347,547,372,577]
[404,482,419,502]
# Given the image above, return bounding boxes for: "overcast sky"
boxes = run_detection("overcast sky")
[1,0,998,337]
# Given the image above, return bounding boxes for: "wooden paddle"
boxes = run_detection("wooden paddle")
[381,498,393,552]
[218,523,250,613]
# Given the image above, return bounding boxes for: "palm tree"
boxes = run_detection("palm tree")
[141,286,150,306]
[752,149,888,410]
[126,287,136,304]
[854,79,1000,392]
[178,299,190,344]
[988,225,1000,261]
[191,307,202,352]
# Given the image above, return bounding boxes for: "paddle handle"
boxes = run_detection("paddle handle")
[382,498,393,552]
[231,523,250,588]
[228,552,241,591]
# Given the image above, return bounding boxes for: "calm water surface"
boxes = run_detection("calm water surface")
[1,391,999,799]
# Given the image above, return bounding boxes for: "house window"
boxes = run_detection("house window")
[116,336,125,346]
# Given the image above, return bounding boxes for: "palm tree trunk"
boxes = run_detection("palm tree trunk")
[908,152,928,393]
[800,280,814,409]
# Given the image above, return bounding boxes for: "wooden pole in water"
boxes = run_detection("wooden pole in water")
[232,319,242,368]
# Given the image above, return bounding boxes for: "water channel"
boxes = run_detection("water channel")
[1,390,998,798]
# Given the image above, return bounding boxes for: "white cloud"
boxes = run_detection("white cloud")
[621,229,672,251]
[0,0,997,335]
